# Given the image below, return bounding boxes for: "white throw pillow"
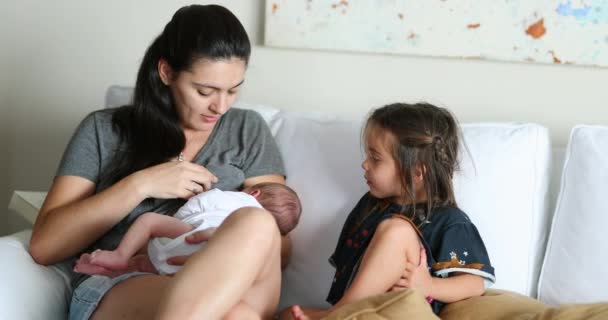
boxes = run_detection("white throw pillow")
[538,125,608,305]
[455,123,552,297]
[276,114,552,309]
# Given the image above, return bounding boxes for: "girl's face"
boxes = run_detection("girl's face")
[361,132,404,203]
[164,57,246,133]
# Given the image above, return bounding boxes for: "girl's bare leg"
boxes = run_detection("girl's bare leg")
[279,217,422,320]
[156,207,282,320]
[337,217,422,306]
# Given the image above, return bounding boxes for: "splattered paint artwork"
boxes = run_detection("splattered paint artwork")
[265,0,608,67]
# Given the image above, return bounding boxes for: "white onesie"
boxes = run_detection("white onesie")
[147,188,262,275]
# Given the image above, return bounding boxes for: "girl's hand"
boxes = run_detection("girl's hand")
[132,161,218,199]
[390,248,433,297]
[166,228,217,266]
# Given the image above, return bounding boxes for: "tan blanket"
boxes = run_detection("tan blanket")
[322,289,608,320]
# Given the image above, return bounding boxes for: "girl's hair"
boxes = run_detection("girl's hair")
[107,5,251,184]
[364,102,461,221]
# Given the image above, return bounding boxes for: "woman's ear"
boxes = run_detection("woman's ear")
[158,59,174,85]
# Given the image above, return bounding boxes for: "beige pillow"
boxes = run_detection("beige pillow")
[441,289,608,320]
[323,289,439,320]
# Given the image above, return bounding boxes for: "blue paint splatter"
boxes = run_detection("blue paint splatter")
[556,0,608,23]
[557,1,592,20]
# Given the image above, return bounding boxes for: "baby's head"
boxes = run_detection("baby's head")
[244,182,302,235]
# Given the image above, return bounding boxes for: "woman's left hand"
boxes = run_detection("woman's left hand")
[166,227,217,266]
[390,248,433,297]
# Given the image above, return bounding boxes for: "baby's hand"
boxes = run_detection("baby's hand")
[391,248,433,297]
[166,228,217,266]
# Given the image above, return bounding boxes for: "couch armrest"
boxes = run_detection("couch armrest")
[0,229,71,320]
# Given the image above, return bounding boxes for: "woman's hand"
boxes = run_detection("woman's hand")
[166,228,217,266]
[390,248,433,297]
[131,161,218,199]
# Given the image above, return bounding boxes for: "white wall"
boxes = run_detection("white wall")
[1,1,15,235]
[3,0,608,235]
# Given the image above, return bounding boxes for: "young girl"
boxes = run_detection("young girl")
[287,102,495,319]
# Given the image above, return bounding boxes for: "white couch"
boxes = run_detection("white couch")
[2,86,607,319]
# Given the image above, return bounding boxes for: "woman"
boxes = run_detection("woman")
[29,5,289,320]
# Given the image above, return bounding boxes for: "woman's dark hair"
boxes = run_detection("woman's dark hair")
[107,5,251,184]
[364,102,461,222]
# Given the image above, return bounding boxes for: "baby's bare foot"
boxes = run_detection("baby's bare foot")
[73,252,124,277]
[88,249,130,270]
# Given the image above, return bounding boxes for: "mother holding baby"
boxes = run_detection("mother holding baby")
[29,5,288,320]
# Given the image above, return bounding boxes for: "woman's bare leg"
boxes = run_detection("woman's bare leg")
[90,274,171,320]
[224,301,261,320]
[156,207,282,320]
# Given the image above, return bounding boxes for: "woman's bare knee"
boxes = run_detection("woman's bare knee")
[223,207,281,241]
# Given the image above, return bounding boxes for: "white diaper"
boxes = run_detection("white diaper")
[147,213,228,275]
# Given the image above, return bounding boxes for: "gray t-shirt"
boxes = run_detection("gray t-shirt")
[57,107,284,288]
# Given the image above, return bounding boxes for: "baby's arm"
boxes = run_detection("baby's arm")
[75,212,194,272]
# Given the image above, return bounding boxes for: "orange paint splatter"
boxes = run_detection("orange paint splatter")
[332,1,349,9]
[467,23,480,29]
[272,3,279,14]
[549,50,562,63]
[526,19,546,39]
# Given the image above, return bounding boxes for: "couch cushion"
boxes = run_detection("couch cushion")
[0,230,72,320]
[538,125,608,305]
[275,112,551,309]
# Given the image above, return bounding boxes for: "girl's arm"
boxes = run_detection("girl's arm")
[428,274,485,303]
